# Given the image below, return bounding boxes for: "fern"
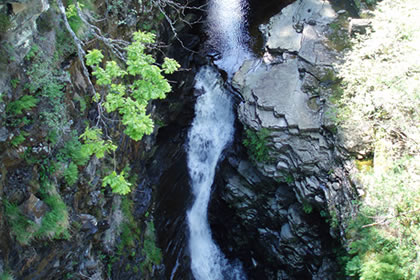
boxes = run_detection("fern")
[6,95,39,115]
[63,162,78,185]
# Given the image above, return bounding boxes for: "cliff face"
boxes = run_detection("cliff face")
[0,0,202,279]
[210,0,361,278]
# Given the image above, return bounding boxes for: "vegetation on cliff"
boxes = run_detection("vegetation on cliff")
[333,0,420,278]
[0,0,185,278]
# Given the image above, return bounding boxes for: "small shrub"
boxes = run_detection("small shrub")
[59,133,90,166]
[25,44,39,60]
[243,128,271,162]
[65,2,85,33]
[79,126,117,159]
[85,30,180,141]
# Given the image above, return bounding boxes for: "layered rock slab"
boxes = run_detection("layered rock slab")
[217,0,359,278]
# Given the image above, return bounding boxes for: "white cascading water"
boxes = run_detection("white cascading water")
[186,0,250,279]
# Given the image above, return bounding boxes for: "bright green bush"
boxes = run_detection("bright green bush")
[59,133,90,166]
[102,171,131,195]
[36,193,70,240]
[4,183,70,244]
[79,126,117,159]
[85,30,180,141]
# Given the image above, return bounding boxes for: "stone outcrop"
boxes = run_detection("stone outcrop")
[234,0,357,225]
[211,0,359,278]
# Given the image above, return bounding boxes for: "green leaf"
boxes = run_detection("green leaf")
[162,57,180,74]
[86,49,104,66]
[102,171,132,195]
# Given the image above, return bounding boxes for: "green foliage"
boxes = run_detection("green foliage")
[243,128,271,162]
[73,95,87,113]
[115,196,141,264]
[332,2,420,277]
[85,30,180,141]
[10,132,28,147]
[59,133,90,166]
[79,126,117,159]
[0,12,11,34]
[140,221,162,273]
[25,44,40,60]
[102,171,132,195]
[25,45,68,146]
[35,192,70,240]
[64,162,78,185]
[6,95,39,115]
[302,202,313,214]
[65,1,85,33]
[343,157,420,279]
[4,182,70,245]
[4,200,36,244]
[326,14,351,51]
[0,270,14,280]
[10,79,20,89]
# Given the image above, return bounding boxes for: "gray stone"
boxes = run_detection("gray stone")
[80,214,98,235]
[260,1,302,52]
[259,0,336,53]
[348,18,371,35]
[280,223,294,240]
[7,0,50,63]
[299,25,336,65]
[0,127,9,142]
[234,58,321,131]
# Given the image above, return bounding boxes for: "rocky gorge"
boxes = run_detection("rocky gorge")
[0,0,372,279]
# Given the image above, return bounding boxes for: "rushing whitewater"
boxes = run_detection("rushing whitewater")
[187,67,244,279]
[186,0,250,279]
[207,0,251,75]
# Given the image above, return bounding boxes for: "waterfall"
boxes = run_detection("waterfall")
[186,0,251,279]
